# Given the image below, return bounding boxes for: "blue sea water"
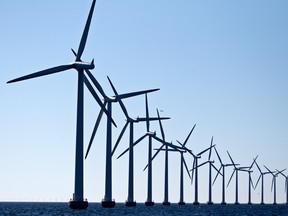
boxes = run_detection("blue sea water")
[0,202,288,216]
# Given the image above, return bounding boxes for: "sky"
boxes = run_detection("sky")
[0,0,288,204]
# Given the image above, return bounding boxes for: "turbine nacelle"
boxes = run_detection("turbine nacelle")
[72,60,95,70]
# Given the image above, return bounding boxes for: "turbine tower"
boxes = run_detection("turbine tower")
[111,100,168,207]
[6,0,107,209]
[213,147,234,205]
[85,76,158,208]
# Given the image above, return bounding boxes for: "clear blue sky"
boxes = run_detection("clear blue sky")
[0,0,287,204]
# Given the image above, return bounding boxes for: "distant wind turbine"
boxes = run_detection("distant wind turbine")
[6,0,107,210]
[213,147,234,205]
[238,156,257,205]
[264,166,285,205]
[190,137,219,205]
[226,151,242,205]
[189,142,215,205]
[254,159,272,205]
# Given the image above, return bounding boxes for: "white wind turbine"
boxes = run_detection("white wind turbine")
[7,0,110,209]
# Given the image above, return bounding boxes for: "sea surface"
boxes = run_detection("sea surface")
[0,202,288,216]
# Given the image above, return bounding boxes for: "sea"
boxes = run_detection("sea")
[0,202,288,216]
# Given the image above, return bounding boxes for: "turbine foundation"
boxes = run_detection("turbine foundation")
[145,201,155,206]
[125,201,136,207]
[162,201,170,206]
[101,199,116,208]
[69,200,88,210]
[178,201,185,205]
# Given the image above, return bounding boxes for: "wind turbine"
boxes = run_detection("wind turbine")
[6,0,108,209]
[189,142,216,205]
[110,101,168,207]
[190,137,219,205]
[213,147,234,205]
[227,151,242,205]
[276,169,288,205]
[117,94,179,206]
[264,166,285,205]
[85,77,158,208]
[238,156,257,205]
[254,159,272,204]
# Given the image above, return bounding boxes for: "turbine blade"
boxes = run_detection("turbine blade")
[76,0,96,61]
[157,109,166,141]
[197,144,215,156]
[183,124,196,146]
[118,133,148,159]
[117,88,159,100]
[137,117,170,122]
[191,158,195,185]
[211,163,221,176]
[7,64,73,83]
[214,147,223,165]
[85,69,106,98]
[83,75,117,127]
[213,166,222,185]
[254,174,261,189]
[107,76,129,119]
[250,175,254,189]
[227,170,235,187]
[227,151,236,166]
[194,161,209,169]
[264,165,274,175]
[254,160,262,174]
[271,178,274,192]
[143,144,165,171]
[145,94,150,132]
[111,121,129,157]
[85,106,104,159]
[208,136,213,160]
[183,157,191,179]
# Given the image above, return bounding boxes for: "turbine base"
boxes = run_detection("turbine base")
[221,202,227,205]
[125,201,136,207]
[162,201,170,206]
[234,202,240,205]
[207,201,213,205]
[101,200,116,208]
[145,201,155,206]
[69,200,88,210]
[178,201,185,205]
[193,201,200,205]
